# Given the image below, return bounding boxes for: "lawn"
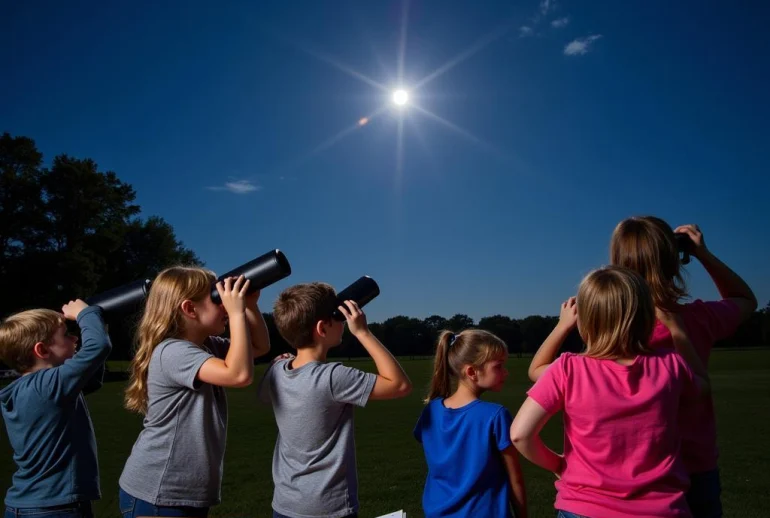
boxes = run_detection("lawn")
[2,349,769,517]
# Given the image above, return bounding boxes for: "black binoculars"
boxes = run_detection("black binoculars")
[331,276,381,321]
[86,249,292,314]
[675,233,693,265]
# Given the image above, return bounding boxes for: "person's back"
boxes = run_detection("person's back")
[261,282,411,518]
[530,350,693,516]
[261,359,374,517]
[0,301,111,517]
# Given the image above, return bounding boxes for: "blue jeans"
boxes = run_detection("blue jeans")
[119,488,209,518]
[4,501,93,518]
[557,512,587,518]
[686,469,722,518]
[272,512,357,518]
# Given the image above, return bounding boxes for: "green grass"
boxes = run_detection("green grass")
[2,349,769,517]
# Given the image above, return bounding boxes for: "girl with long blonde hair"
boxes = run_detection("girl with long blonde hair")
[118,267,270,518]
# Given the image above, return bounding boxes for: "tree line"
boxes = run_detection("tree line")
[2,132,769,367]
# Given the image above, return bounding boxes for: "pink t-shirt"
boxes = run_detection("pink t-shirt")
[528,350,696,518]
[650,299,742,473]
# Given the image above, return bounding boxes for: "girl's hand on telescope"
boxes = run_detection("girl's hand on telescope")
[674,224,708,259]
[216,275,250,316]
[245,288,261,308]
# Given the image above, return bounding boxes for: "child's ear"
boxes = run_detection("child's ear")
[180,300,197,320]
[315,319,328,338]
[32,342,49,359]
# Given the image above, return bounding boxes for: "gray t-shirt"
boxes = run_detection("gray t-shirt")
[119,336,229,507]
[259,359,376,518]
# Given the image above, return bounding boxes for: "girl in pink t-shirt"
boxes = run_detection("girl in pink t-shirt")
[511,266,710,518]
[527,217,757,517]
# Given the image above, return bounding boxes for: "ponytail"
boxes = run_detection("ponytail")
[425,330,455,403]
[424,329,507,403]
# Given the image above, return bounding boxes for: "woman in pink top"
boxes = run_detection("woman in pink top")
[528,217,757,517]
[511,266,710,518]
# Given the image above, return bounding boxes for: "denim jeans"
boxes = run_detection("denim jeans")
[686,469,722,518]
[272,511,357,518]
[557,511,587,518]
[4,501,93,518]
[119,488,209,518]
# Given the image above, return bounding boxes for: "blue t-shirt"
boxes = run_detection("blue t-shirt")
[0,306,112,507]
[413,398,514,518]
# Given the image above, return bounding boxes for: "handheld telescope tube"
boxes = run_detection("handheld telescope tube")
[86,249,292,314]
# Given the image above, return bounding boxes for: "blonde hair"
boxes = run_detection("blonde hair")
[0,309,65,372]
[425,329,507,403]
[124,266,216,414]
[610,216,688,308]
[273,282,338,349]
[577,266,655,360]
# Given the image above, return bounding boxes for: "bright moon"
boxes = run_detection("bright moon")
[392,89,409,106]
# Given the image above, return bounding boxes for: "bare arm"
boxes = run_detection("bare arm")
[501,446,528,518]
[529,297,577,382]
[676,225,757,321]
[339,301,412,400]
[510,398,564,476]
[245,302,270,359]
[197,277,254,388]
[656,309,711,398]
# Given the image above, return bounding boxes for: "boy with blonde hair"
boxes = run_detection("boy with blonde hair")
[0,300,112,518]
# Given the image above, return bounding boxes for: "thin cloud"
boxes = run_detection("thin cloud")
[206,179,262,194]
[551,17,569,28]
[519,26,534,37]
[564,34,602,56]
[540,0,554,16]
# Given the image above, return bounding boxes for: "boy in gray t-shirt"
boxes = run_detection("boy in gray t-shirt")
[259,282,413,518]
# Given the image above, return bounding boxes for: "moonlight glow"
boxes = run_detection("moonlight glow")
[392,89,409,106]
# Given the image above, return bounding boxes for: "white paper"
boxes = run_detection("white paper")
[375,511,406,518]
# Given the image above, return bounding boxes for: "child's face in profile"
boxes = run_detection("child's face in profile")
[326,319,346,347]
[195,297,228,336]
[44,324,78,366]
[476,354,509,392]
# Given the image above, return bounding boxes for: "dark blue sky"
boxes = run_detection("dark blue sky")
[3,0,768,322]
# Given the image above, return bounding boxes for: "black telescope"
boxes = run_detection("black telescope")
[675,233,693,265]
[85,249,291,314]
[86,278,152,315]
[332,276,381,321]
[210,249,292,305]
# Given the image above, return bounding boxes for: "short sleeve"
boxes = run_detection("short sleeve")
[413,404,432,443]
[491,407,514,451]
[699,299,743,342]
[329,364,376,407]
[527,354,567,414]
[157,340,214,389]
[671,351,699,401]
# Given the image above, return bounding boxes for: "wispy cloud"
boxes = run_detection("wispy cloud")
[564,34,602,56]
[519,26,534,38]
[540,0,554,16]
[206,179,262,194]
[551,17,569,28]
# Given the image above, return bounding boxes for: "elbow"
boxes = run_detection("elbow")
[509,424,528,447]
[395,379,413,398]
[233,371,254,388]
[527,367,541,384]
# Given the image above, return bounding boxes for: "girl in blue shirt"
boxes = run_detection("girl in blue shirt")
[414,329,527,518]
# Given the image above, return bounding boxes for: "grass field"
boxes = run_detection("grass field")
[2,349,769,517]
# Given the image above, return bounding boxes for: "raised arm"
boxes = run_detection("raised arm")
[244,290,270,359]
[528,297,577,382]
[676,224,757,321]
[339,300,412,400]
[47,302,112,402]
[197,276,254,388]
